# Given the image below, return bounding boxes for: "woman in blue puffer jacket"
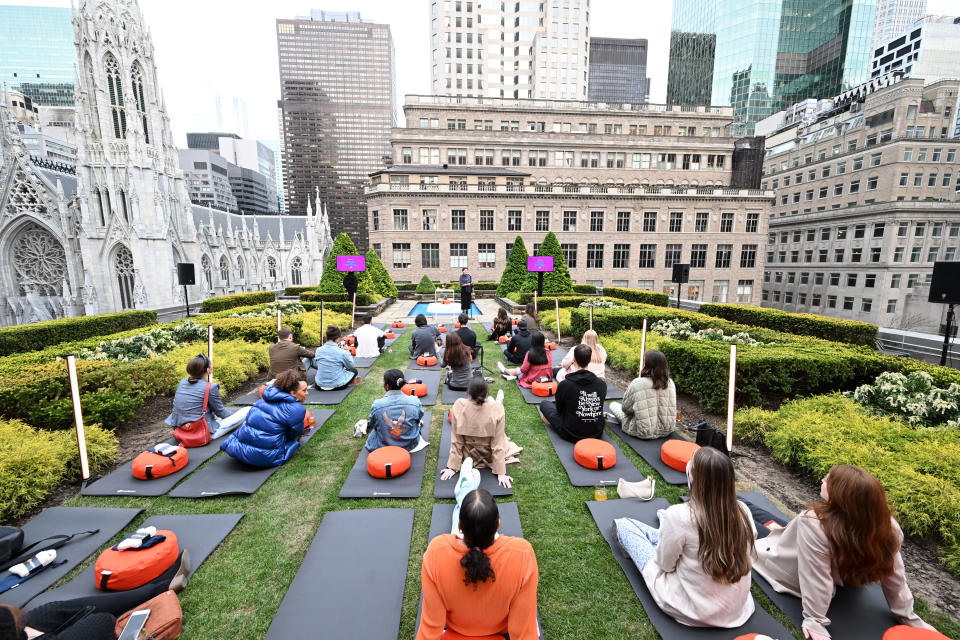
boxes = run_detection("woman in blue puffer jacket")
[220,370,309,467]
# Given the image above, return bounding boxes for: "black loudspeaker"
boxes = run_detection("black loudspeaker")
[176,263,195,286]
[671,263,690,284]
[928,261,960,303]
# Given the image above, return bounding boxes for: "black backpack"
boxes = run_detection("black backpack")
[0,525,99,572]
[692,421,730,456]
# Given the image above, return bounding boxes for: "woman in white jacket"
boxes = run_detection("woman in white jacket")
[608,349,676,439]
[555,330,606,381]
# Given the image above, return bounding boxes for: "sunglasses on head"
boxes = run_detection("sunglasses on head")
[197,353,210,369]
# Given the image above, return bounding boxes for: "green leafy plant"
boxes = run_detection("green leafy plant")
[600,287,669,307]
[229,302,305,319]
[317,233,378,297]
[579,297,628,310]
[849,371,960,427]
[365,248,398,298]
[650,318,766,346]
[415,274,436,294]
[0,311,157,357]
[496,236,529,297]
[520,232,574,294]
[200,291,276,313]
[77,321,207,361]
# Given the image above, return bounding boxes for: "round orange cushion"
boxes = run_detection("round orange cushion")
[392,321,404,328]
[545,341,557,350]
[367,446,411,479]
[574,438,616,470]
[661,440,700,472]
[438,325,447,333]
[512,318,518,325]
[385,331,396,339]
[883,627,951,640]
[417,354,438,366]
[345,336,356,346]
[498,335,508,343]
[734,635,776,640]
[532,379,558,397]
[442,631,504,640]
[343,346,356,356]
[402,381,428,397]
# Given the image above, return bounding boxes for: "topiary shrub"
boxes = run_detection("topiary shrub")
[200,291,276,313]
[497,236,528,297]
[0,311,157,357]
[365,248,397,298]
[520,231,574,294]
[415,274,436,294]
[317,233,378,297]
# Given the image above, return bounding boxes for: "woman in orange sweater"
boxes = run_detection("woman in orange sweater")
[417,489,540,640]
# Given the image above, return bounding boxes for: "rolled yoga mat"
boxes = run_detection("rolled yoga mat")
[338,415,433,498]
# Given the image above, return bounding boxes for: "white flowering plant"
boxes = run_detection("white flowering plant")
[229,301,305,319]
[77,321,207,362]
[578,297,628,310]
[848,370,960,428]
[650,318,765,346]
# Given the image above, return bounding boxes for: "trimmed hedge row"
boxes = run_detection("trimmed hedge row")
[700,303,877,346]
[599,287,669,307]
[506,293,588,308]
[735,394,960,575]
[0,311,157,357]
[299,291,378,306]
[200,291,276,313]
[298,301,354,315]
[284,286,316,296]
[0,418,117,522]
[572,284,598,294]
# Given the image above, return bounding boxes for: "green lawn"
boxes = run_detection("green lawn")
[63,325,960,639]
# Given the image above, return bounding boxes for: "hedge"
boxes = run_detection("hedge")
[318,233,378,297]
[200,291,276,313]
[365,248,398,298]
[734,394,960,575]
[573,284,598,294]
[506,293,588,308]
[599,287,669,307]
[700,303,878,346]
[299,291,378,306]
[297,301,354,315]
[0,418,117,522]
[284,286,316,296]
[416,275,436,294]
[0,311,157,357]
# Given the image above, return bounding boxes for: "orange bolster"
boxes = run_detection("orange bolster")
[532,379,558,397]
[367,446,411,479]
[661,440,700,472]
[574,438,616,470]
[417,354,438,366]
[402,381,428,397]
[882,627,951,640]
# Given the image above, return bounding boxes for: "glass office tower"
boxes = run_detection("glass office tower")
[0,5,76,106]
[668,0,877,134]
[588,37,650,104]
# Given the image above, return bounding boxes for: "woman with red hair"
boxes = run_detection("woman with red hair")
[753,465,937,640]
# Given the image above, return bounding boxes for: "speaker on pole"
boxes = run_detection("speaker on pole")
[671,263,690,284]
[928,261,960,304]
[177,263,196,286]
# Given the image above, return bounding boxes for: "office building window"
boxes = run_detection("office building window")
[690,244,707,268]
[480,209,494,231]
[643,211,657,232]
[712,280,729,303]
[637,244,656,268]
[586,244,604,268]
[451,209,466,231]
[478,243,495,268]
[720,212,734,232]
[715,244,732,268]
[561,243,577,268]
[393,243,411,268]
[508,209,522,231]
[393,209,409,231]
[746,212,759,233]
[613,244,630,268]
[590,211,604,232]
[421,243,439,268]
[562,210,577,231]
[617,211,630,232]
[695,211,709,233]
[669,212,683,233]
[450,243,468,268]
[664,244,682,267]
[372,210,379,231]
[536,210,550,231]
[740,244,757,268]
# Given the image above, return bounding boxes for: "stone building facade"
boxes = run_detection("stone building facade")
[0,0,331,326]
[366,95,772,303]
[760,77,960,332]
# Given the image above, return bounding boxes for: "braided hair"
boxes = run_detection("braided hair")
[459,489,499,587]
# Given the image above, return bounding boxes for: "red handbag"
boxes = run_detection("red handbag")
[174,382,212,448]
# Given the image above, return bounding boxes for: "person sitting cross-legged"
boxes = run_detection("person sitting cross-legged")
[613,447,758,628]
[555,329,606,381]
[365,369,425,452]
[268,326,315,379]
[539,344,606,442]
[220,370,309,467]
[503,320,532,365]
[499,331,552,387]
[409,313,441,359]
[416,488,539,640]
[455,313,478,355]
[440,378,516,489]
[166,354,248,440]
[354,312,386,358]
[487,308,513,343]
[443,332,480,390]
[608,349,676,439]
[311,325,362,391]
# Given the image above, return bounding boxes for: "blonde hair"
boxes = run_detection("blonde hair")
[582,330,605,364]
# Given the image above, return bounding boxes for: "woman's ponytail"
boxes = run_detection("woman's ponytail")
[460,545,495,587]
[457,489,499,588]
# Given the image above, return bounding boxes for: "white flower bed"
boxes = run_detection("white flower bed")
[849,370,960,427]
[77,321,207,362]
[650,318,765,346]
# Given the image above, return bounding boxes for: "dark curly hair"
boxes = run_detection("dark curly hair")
[459,489,499,587]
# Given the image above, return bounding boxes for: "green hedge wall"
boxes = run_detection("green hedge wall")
[599,287,670,307]
[506,293,588,308]
[299,291,378,306]
[284,286,316,296]
[699,303,878,346]
[298,301,354,314]
[0,311,157,357]
[200,291,276,313]
[573,284,598,294]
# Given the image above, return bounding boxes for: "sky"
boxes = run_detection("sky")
[10,0,960,144]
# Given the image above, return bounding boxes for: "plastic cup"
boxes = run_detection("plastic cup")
[594,486,608,501]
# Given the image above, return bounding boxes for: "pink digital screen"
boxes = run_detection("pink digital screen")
[336,255,366,272]
[527,256,554,272]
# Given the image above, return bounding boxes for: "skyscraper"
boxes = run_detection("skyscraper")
[0,5,75,106]
[277,10,395,250]
[429,0,590,100]
[587,37,650,104]
[872,0,928,51]
[667,0,878,134]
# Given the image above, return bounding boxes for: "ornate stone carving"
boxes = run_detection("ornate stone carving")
[11,222,67,296]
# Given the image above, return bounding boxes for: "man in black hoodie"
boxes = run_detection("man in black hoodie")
[504,319,532,365]
[540,344,606,442]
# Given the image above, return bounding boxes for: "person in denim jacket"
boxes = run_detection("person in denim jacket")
[366,369,425,451]
[312,325,362,390]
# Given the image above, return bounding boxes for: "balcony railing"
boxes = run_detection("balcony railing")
[366,183,772,198]
[404,94,732,116]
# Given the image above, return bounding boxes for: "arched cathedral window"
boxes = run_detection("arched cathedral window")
[201,255,213,290]
[219,256,230,285]
[267,256,277,280]
[113,245,135,309]
[290,256,303,286]
[131,63,150,144]
[11,223,67,297]
[105,53,126,138]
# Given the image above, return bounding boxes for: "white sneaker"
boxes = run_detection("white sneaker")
[501,374,516,381]
[495,389,504,403]
[497,361,506,373]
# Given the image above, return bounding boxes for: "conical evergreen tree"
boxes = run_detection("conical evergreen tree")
[521,231,574,294]
[496,236,529,296]
[415,274,436,294]
[365,248,397,298]
[317,233,377,296]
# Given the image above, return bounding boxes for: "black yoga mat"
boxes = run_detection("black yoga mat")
[81,435,225,497]
[0,507,142,608]
[27,512,243,610]
[232,370,370,406]
[382,325,407,346]
[353,355,380,368]
[338,415,432,498]
[264,508,413,640]
[741,490,900,638]
[168,409,334,498]
[605,421,690,486]
[587,498,792,640]
[401,369,442,406]
[433,410,513,498]
[439,369,484,404]
[542,418,644,486]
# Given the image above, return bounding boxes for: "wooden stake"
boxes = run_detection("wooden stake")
[726,343,737,453]
[207,324,214,382]
[639,318,647,372]
[277,308,282,332]
[555,298,561,342]
[320,300,324,334]
[534,291,538,316]
[352,292,357,330]
[66,354,90,481]
[590,306,594,331]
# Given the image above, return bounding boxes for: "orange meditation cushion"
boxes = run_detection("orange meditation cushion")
[345,336,356,346]
[417,354,438,366]
[402,380,428,397]
[441,299,451,304]
[531,378,558,397]
[367,446,411,479]
[661,440,700,472]
[574,438,616,470]
[498,335,508,343]
[438,325,447,333]
[454,322,462,328]
[734,635,776,640]
[883,627,951,640]
[545,341,557,350]
[385,331,396,339]
[391,321,404,328]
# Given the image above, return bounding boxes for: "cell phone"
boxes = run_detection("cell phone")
[117,609,151,640]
